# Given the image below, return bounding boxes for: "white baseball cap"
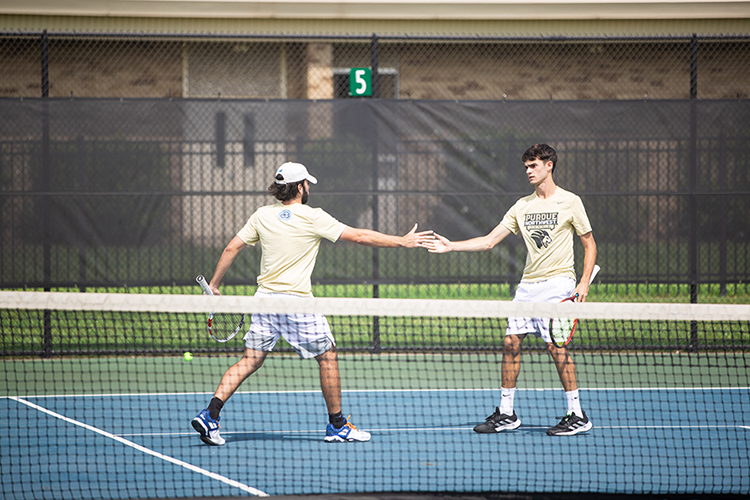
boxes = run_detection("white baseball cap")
[274,162,318,185]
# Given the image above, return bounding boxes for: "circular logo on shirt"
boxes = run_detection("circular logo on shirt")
[277,209,292,222]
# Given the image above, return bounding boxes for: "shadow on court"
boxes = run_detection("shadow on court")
[224,431,322,443]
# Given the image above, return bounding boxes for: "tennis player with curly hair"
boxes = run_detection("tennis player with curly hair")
[192,161,432,445]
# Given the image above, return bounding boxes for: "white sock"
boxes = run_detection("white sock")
[566,389,583,417]
[499,387,515,415]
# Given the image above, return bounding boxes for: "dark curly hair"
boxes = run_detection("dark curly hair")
[521,143,558,174]
[268,174,305,202]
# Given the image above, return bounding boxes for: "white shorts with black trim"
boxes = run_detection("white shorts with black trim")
[506,276,576,343]
[244,292,335,359]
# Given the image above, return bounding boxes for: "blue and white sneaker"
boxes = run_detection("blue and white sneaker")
[324,416,371,443]
[191,409,225,446]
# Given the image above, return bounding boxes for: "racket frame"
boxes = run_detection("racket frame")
[549,265,600,348]
[196,275,245,343]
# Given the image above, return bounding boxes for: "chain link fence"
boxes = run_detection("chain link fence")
[2,32,750,100]
[1,32,749,301]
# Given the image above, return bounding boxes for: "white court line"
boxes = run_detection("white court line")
[9,397,269,498]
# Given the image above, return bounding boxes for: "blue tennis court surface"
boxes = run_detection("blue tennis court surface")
[4,387,749,499]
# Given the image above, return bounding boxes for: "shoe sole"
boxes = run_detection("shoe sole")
[546,420,593,436]
[474,419,521,433]
[324,435,371,443]
[191,418,225,446]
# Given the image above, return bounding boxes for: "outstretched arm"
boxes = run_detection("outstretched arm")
[208,235,248,294]
[574,231,597,302]
[338,223,433,248]
[423,222,512,253]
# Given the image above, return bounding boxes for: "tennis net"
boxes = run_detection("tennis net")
[1,291,749,499]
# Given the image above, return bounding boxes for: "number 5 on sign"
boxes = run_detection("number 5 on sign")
[349,68,372,97]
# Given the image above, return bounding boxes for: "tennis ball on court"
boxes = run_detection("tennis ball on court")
[183,352,193,361]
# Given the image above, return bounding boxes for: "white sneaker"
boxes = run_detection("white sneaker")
[191,409,226,446]
[324,416,371,442]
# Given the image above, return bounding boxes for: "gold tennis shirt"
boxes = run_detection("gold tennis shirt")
[500,187,592,283]
[237,202,346,296]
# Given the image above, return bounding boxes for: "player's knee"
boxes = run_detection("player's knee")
[315,346,338,363]
[546,342,566,355]
[239,349,266,367]
[547,345,572,366]
[503,335,521,354]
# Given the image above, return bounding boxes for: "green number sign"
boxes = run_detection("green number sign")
[349,68,372,97]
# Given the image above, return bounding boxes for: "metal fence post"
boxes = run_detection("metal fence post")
[215,111,226,167]
[507,132,518,297]
[41,29,52,357]
[77,134,87,292]
[719,129,727,296]
[370,33,379,99]
[244,112,255,167]
[689,33,699,350]
[370,34,381,352]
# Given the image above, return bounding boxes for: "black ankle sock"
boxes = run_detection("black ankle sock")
[329,412,345,428]
[208,397,224,420]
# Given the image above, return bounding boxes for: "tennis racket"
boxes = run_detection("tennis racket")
[196,275,245,342]
[549,264,601,348]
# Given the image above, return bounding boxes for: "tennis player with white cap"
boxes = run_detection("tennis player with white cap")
[192,161,433,445]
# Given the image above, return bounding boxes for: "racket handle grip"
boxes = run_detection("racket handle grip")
[196,275,214,296]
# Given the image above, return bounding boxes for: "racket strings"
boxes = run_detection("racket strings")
[208,312,246,341]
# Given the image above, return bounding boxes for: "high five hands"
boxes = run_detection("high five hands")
[402,224,456,253]
[398,224,449,252]
[401,223,436,248]
[420,232,451,253]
